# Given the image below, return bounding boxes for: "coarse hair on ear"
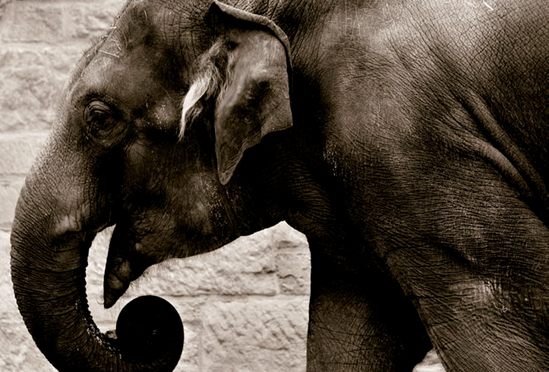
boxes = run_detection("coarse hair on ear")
[179,41,225,141]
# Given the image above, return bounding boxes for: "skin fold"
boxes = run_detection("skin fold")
[10,0,549,371]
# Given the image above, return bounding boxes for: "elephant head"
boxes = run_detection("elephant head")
[10,1,292,370]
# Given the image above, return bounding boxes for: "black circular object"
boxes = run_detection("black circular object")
[116,295,184,369]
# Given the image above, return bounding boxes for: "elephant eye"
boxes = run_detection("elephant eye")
[84,101,121,140]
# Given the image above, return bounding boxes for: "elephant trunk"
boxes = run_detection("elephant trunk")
[10,135,182,371]
[11,218,117,371]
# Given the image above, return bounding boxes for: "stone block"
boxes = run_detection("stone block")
[0,1,124,43]
[202,298,309,372]
[0,133,47,175]
[277,251,310,295]
[273,222,309,250]
[0,44,84,72]
[0,2,64,43]
[0,45,86,133]
[64,1,126,40]
[273,223,310,294]
[0,1,11,22]
[0,177,24,230]
[413,350,446,372]
[0,232,14,316]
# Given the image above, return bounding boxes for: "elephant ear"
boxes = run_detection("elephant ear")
[181,0,293,185]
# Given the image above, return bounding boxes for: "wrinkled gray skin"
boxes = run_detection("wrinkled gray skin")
[10,0,549,371]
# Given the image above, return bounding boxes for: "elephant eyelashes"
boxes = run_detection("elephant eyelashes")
[84,101,123,141]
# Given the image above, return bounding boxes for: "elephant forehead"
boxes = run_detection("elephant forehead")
[77,49,162,107]
[80,54,117,86]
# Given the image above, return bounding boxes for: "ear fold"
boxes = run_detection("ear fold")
[181,1,292,185]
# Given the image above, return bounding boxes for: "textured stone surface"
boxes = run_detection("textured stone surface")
[203,298,309,372]
[0,2,65,43]
[0,133,47,230]
[414,350,447,372]
[0,1,123,43]
[0,176,24,230]
[64,2,125,40]
[0,45,81,133]
[0,133,47,174]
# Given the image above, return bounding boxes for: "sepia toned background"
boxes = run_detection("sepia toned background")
[0,1,442,371]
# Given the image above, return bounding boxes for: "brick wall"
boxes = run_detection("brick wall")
[0,1,441,371]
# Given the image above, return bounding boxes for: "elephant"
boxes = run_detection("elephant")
[10,0,549,371]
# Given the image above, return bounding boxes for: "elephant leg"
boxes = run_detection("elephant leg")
[306,245,432,372]
[386,161,549,371]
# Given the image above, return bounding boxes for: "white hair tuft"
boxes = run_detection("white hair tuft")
[179,70,212,140]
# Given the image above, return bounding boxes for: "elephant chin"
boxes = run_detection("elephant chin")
[10,201,183,372]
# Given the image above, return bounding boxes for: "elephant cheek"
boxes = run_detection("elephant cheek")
[184,173,229,236]
[148,96,179,132]
[190,199,214,235]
